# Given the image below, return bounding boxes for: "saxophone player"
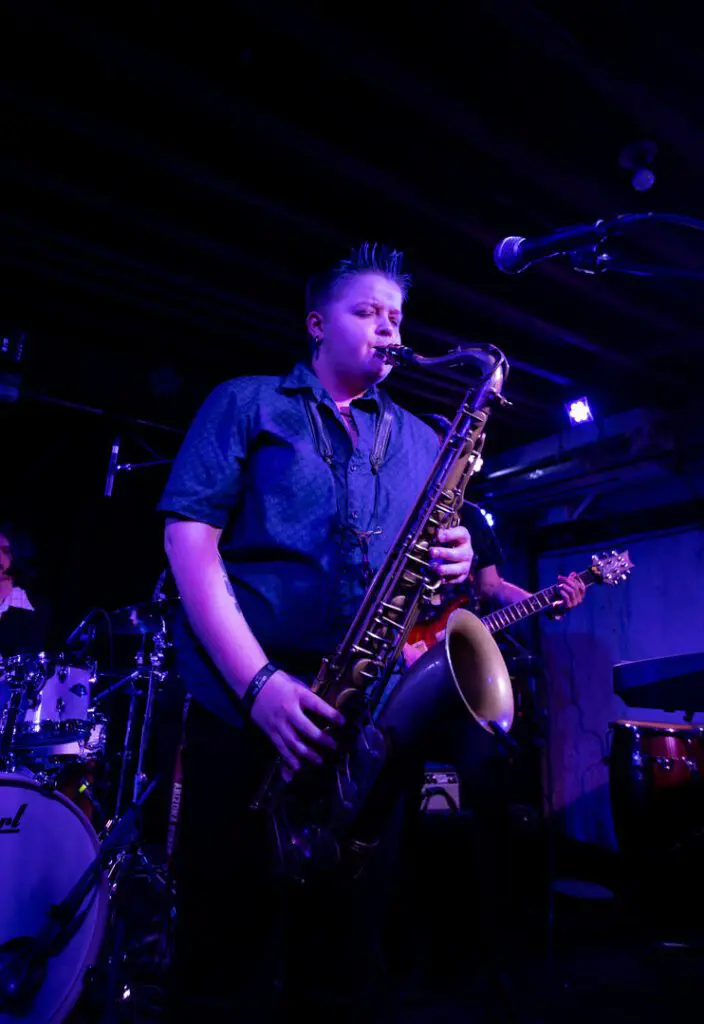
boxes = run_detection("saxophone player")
[157,243,475,1023]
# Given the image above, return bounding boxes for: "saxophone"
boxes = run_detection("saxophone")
[251,342,514,883]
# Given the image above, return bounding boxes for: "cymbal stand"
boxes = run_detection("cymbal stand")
[110,625,169,821]
[131,631,166,807]
[94,782,168,1024]
[99,619,174,1019]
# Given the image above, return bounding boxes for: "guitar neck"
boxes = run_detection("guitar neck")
[481,568,595,635]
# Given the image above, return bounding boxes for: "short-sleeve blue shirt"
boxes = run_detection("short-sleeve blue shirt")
[157,361,440,725]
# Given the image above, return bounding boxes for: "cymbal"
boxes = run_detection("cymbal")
[107,598,178,635]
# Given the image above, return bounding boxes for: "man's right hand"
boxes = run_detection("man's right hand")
[250,670,345,774]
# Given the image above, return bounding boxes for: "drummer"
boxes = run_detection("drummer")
[0,520,51,657]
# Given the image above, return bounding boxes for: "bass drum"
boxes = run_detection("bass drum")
[0,772,108,1023]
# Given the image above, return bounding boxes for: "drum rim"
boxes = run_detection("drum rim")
[0,771,109,1023]
[2,652,97,671]
[608,719,704,733]
[0,771,98,831]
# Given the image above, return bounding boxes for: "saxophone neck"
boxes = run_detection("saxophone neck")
[374,343,508,383]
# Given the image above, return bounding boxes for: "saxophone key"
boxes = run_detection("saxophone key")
[365,630,393,644]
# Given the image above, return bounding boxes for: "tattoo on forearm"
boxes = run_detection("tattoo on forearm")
[218,555,241,612]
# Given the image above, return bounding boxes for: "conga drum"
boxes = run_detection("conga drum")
[608,719,704,859]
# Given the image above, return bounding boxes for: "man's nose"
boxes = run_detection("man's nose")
[376,322,393,336]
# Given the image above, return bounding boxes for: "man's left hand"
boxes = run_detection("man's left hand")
[556,572,587,610]
[430,526,473,585]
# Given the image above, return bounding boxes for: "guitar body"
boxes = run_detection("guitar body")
[407,596,469,650]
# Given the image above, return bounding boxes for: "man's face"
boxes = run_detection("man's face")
[0,534,12,581]
[313,272,404,387]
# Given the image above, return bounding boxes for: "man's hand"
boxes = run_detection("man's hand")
[402,640,428,667]
[429,526,474,585]
[250,670,344,774]
[557,572,587,610]
[549,572,588,619]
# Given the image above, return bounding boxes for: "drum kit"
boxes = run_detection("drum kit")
[0,590,182,1023]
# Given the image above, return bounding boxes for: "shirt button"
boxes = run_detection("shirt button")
[350,511,359,521]
[349,464,358,472]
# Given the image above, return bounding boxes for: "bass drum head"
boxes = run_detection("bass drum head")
[0,772,108,1024]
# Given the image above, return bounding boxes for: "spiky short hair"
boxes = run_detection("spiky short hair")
[305,241,412,313]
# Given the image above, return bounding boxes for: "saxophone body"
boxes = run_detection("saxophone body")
[251,343,515,884]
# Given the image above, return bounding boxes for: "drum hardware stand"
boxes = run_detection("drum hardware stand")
[0,777,158,1018]
[0,686,23,767]
[97,625,170,822]
[91,774,173,1024]
[92,622,176,1019]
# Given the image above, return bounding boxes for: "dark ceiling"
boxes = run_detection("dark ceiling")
[3,0,704,462]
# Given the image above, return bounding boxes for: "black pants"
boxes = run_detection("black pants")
[165,700,406,1023]
[438,714,514,957]
[390,714,514,979]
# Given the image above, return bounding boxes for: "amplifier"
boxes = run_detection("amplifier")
[421,764,461,812]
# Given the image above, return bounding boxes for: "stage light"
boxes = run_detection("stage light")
[565,397,594,426]
[0,333,25,403]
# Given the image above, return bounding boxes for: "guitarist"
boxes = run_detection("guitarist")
[404,413,586,666]
[393,414,586,981]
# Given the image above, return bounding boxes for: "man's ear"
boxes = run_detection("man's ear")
[306,310,324,344]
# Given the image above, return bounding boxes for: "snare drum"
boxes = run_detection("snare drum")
[0,771,108,1022]
[608,720,704,857]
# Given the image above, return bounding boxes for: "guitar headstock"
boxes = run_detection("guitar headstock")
[590,550,634,585]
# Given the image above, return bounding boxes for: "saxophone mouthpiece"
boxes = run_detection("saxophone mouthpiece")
[373,345,415,365]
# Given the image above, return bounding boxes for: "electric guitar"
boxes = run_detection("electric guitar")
[407,549,634,650]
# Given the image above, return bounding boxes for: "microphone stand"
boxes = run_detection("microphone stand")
[567,211,704,277]
[103,431,173,498]
[116,457,174,474]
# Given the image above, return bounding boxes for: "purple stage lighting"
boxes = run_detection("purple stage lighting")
[480,507,495,528]
[565,397,594,426]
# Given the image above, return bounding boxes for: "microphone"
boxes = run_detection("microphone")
[493,221,610,274]
[104,436,120,497]
[65,610,97,648]
[151,568,169,602]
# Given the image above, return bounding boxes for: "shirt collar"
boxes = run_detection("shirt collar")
[279,361,381,408]
[0,586,34,616]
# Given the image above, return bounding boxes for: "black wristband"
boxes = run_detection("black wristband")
[240,661,278,715]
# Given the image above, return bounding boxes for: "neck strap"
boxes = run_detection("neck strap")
[304,391,393,474]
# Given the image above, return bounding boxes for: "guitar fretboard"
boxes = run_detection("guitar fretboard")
[481,568,594,634]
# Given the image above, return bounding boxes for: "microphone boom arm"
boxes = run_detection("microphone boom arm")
[494,211,704,277]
